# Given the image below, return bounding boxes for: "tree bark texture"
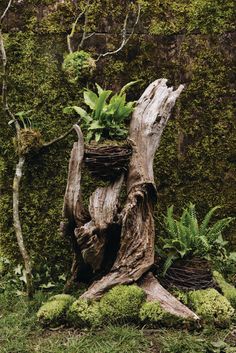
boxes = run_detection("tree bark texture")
[62,79,199,320]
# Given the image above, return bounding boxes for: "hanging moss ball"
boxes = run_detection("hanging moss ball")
[15,129,43,155]
[62,50,96,84]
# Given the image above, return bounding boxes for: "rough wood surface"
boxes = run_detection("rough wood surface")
[139,272,199,320]
[75,175,124,271]
[62,125,124,275]
[62,124,85,226]
[80,79,184,299]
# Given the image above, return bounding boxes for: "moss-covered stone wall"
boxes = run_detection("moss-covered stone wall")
[0,0,235,275]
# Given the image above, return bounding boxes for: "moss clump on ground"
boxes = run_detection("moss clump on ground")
[67,298,103,328]
[37,294,75,326]
[99,285,146,323]
[189,288,234,327]
[139,301,180,325]
[213,271,236,309]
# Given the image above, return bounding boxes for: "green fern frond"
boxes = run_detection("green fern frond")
[199,205,221,236]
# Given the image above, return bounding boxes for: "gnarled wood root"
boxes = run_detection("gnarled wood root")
[139,272,199,321]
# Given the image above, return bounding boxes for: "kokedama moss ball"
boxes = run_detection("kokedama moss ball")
[188,288,234,327]
[99,285,146,323]
[15,129,43,155]
[37,294,75,326]
[67,298,103,328]
[62,50,96,84]
[213,271,236,309]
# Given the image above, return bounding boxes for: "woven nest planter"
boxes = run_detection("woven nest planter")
[163,257,215,290]
[84,142,132,180]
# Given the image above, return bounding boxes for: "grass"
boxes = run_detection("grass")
[0,289,235,353]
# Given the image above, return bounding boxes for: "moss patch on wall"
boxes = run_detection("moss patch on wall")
[0,1,235,279]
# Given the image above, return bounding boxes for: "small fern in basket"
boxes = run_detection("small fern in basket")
[160,203,234,275]
[64,81,138,142]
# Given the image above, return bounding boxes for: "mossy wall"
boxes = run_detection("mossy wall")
[0,0,235,275]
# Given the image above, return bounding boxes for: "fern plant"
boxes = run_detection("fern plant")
[160,203,234,275]
[64,81,138,142]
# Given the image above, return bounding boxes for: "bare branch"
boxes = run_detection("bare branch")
[67,10,85,53]
[96,3,141,62]
[0,0,13,24]
[77,9,95,49]
[67,1,94,53]
[42,126,74,148]
[1,0,34,298]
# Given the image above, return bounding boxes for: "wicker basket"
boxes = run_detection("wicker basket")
[163,257,215,290]
[84,143,132,180]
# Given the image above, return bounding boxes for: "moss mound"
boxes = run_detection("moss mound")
[37,294,75,326]
[67,298,103,328]
[139,301,176,325]
[189,288,234,327]
[213,271,236,309]
[99,285,146,323]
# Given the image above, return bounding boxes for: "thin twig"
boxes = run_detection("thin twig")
[0,0,13,23]
[1,0,34,299]
[96,3,141,61]
[67,10,85,53]
[42,126,74,148]
[78,7,95,50]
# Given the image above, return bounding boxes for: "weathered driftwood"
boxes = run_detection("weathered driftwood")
[62,125,124,279]
[62,79,198,320]
[80,79,185,299]
[75,175,124,271]
[139,273,199,320]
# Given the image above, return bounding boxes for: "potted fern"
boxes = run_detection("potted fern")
[159,203,234,290]
[65,81,138,179]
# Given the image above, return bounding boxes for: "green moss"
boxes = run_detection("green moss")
[0,1,235,281]
[213,271,236,309]
[188,288,234,327]
[171,288,189,306]
[62,51,96,84]
[67,298,103,328]
[99,285,146,323]
[37,294,75,326]
[139,301,178,325]
[14,129,43,155]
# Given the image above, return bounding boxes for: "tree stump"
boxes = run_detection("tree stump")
[61,79,199,321]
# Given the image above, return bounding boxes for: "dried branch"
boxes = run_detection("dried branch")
[78,10,95,50]
[95,3,141,62]
[0,0,13,23]
[67,1,95,53]
[0,0,34,298]
[42,126,74,148]
[67,11,85,53]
